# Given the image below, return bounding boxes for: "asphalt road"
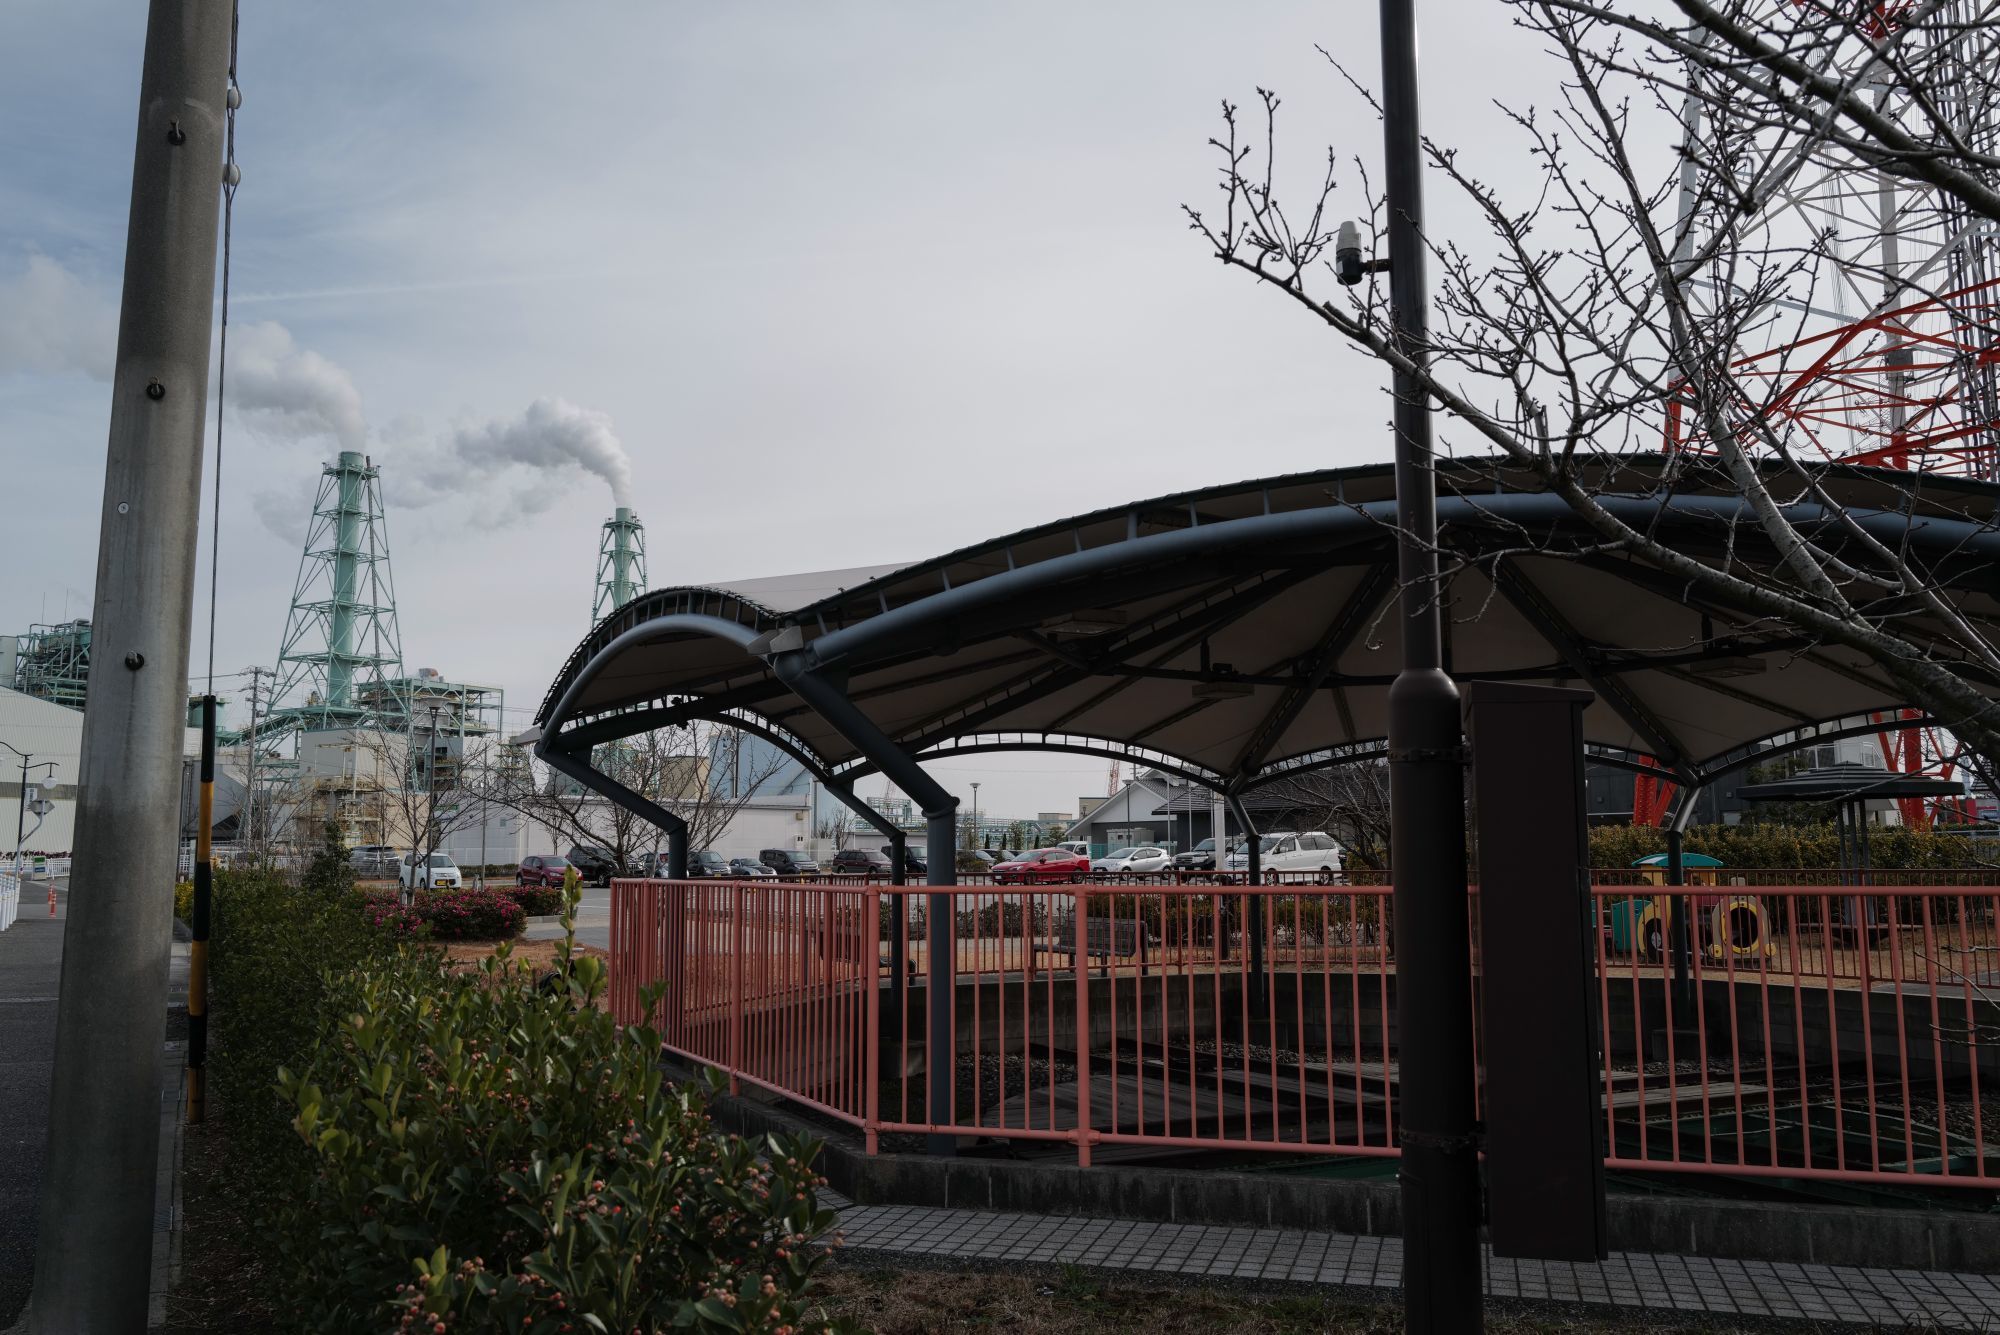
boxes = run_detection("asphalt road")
[0,877,65,1329]
[522,883,610,951]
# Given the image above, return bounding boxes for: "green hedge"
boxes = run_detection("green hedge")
[1589,822,1998,869]
[360,887,526,940]
[212,851,850,1332]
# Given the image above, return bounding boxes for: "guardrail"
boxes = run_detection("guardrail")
[610,878,2000,1189]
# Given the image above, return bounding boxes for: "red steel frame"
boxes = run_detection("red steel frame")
[610,875,2000,1191]
[1631,276,2000,823]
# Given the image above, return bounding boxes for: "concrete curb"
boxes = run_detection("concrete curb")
[687,1065,2000,1274]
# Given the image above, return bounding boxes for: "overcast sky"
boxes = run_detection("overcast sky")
[2,2,1567,820]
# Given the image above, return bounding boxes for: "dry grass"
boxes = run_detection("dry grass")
[808,1264,1837,1333]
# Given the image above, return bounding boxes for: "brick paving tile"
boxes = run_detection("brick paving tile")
[826,1196,2000,1328]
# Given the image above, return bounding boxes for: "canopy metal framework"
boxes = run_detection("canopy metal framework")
[535,458,2000,843]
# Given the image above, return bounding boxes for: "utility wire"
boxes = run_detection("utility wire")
[204,2,241,698]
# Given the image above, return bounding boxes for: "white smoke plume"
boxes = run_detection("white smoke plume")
[227,321,368,452]
[443,397,634,507]
[0,255,117,379]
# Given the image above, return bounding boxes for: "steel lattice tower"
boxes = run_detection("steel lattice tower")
[594,506,647,623]
[267,450,405,732]
[1635,1,2000,827]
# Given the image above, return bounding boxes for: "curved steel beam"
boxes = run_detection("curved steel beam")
[539,612,767,742]
[834,731,1227,792]
[798,493,2000,672]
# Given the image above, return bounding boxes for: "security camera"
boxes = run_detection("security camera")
[1335,220,1364,286]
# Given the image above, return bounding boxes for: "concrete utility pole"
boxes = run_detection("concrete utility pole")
[1377,0,1484,1327]
[28,3,232,1330]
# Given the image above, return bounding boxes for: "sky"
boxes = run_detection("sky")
[0,1,1566,819]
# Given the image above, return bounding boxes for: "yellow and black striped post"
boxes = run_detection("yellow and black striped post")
[187,694,214,1125]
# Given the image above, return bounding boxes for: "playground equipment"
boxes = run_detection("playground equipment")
[1603,855,1775,962]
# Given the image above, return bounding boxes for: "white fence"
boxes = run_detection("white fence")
[0,871,19,932]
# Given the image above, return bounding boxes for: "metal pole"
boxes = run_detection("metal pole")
[1666,824,1690,1008]
[12,749,28,872]
[29,2,230,1326]
[1378,0,1482,1324]
[187,697,214,1124]
[925,805,957,1155]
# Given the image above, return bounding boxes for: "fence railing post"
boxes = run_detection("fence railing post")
[729,882,744,1096]
[866,888,881,1155]
[1072,888,1092,1167]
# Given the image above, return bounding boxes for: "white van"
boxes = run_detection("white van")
[1223,831,1344,880]
[399,851,463,890]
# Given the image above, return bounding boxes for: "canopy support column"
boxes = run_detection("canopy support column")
[1666,784,1704,1019]
[539,744,688,878]
[1225,794,1264,1013]
[818,777,914,1034]
[775,654,961,1156]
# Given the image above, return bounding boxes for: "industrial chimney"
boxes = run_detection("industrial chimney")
[593,506,647,623]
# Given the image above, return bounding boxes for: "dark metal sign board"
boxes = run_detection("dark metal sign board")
[1464,681,1608,1262]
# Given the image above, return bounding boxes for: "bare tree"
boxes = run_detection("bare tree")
[480,724,788,873]
[1262,764,1395,870]
[1183,2,2000,770]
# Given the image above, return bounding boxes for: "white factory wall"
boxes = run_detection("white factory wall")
[0,685,82,854]
[430,790,817,870]
[2,684,201,863]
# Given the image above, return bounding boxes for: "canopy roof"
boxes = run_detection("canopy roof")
[1736,761,1967,803]
[535,458,2000,795]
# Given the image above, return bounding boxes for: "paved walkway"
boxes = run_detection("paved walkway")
[0,878,186,1332]
[522,884,609,951]
[818,1189,2000,1329]
[0,878,65,1330]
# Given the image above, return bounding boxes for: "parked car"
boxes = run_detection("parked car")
[759,848,820,877]
[1223,831,1344,880]
[1054,840,1091,859]
[635,850,669,877]
[566,844,623,887]
[688,849,731,878]
[955,849,998,874]
[992,847,1091,884]
[831,848,894,875]
[347,844,399,878]
[399,851,462,890]
[516,854,571,887]
[729,857,777,879]
[1091,846,1171,876]
[1171,837,1239,874]
[882,845,927,875]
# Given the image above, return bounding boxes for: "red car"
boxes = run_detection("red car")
[992,848,1090,884]
[516,855,571,887]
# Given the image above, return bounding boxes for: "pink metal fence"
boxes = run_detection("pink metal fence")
[609,878,1999,1189]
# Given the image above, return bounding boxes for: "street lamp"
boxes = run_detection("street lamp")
[1,740,59,875]
[1354,0,1483,1326]
[970,782,981,852]
[423,705,441,893]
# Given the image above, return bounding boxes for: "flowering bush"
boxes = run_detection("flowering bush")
[507,881,565,916]
[174,878,194,924]
[361,888,525,941]
[277,886,849,1333]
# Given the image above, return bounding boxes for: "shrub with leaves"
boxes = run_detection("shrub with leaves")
[278,883,850,1333]
[1589,822,1997,870]
[360,887,526,941]
[508,881,565,916]
[209,860,393,1198]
